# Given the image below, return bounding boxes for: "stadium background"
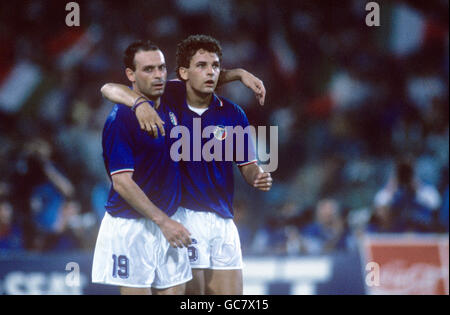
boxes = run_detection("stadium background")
[0,0,448,295]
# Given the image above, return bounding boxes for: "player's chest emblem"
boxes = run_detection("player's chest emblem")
[169,111,178,126]
[213,125,227,140]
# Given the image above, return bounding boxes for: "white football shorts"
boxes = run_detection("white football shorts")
[91,207,192,289]
[182,208,243,270]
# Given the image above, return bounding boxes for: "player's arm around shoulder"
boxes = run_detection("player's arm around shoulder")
[218,68,266,106]
[101,83,141,107]
[100,83,165,138]
[238,163,273,192]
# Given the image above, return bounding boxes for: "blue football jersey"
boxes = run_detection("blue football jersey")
[164,80,257,218]
[102,102,181,218]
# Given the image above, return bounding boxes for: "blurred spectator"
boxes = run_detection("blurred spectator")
[250,216,288,256]
[10,137,76,250]
[250,201,307,255]
[369,158,441,233]
[300,198,353,255]
[366,203,405,234]
[29,185,83,251]
[250,201,328,256]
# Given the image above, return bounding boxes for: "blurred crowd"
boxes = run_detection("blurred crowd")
[0,0,448,256]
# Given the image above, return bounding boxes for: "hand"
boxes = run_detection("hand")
[135,102,166,138]
[158,217,192,248]
[253,172,273,191]
[240,70,266,106]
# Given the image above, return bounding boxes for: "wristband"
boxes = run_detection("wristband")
[131,96,146,111]
[132,96,146,106]
[131,99,154,112]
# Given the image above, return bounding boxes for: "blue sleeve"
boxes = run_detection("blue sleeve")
[103,111,135,176]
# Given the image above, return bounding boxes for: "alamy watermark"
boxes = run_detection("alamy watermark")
[169,118,279,172]
[65,2,80,27]
[365,261,380,287]
[66,2,380,28]
[365,2,380,27]
[65,262,80,287]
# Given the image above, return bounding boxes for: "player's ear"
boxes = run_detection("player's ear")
[178,67,188,81]
[125,68,136,83]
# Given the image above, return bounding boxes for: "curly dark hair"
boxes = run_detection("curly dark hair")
[175,34,222,80]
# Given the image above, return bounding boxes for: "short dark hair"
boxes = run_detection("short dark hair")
[176,35,222,80]
[124,40,160,71]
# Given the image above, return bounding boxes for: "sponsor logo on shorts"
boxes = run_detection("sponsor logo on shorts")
[188,238,198,262]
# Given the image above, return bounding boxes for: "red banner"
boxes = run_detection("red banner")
[361,234,449,295]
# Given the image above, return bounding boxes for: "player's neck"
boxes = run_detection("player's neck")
[186,85,212,109]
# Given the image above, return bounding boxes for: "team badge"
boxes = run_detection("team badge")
[169,111,178,126]
[213,125,227,140]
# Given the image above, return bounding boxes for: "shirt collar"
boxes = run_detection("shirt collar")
[183,92,223,114]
